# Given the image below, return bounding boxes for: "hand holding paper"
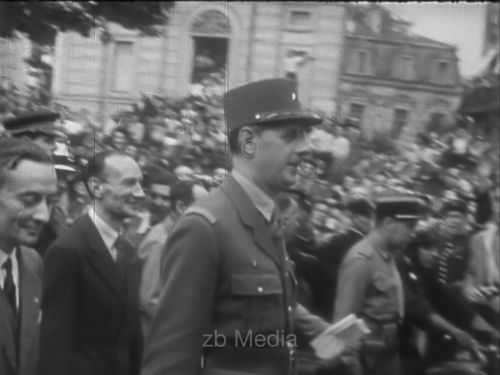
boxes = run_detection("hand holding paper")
[311,314,370,361]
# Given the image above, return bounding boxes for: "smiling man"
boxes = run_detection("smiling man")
[39,151,146,375]
[142,79,337,375]
[0,138,57,375]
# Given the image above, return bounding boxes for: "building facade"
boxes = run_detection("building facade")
[0,35,32,90]
[51,2,345,121]
[459,3,499,149]
[338,4,462,144]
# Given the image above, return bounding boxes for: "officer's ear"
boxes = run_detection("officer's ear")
[238,126,261,155]
[175,200,186,215]
[379,216,396,231]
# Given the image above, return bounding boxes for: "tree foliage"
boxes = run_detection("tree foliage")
[0,1,171,46]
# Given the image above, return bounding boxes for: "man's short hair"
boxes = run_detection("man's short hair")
[170,180,195,206]
[83,151,128,198]
[0,137,52,189]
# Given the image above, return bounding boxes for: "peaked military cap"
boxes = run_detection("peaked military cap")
[346,198,374,217]
[223,78,322,131]
[53,154,78,176]
[375,196,427,222]
[3,111,63,137]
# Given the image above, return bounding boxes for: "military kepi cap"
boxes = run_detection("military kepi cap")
[375,196,426,221]
[3,111,62,137]
[223,78,322,131]
[347,198,374,217]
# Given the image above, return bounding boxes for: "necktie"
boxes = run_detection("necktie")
[114,235,132,263]
[2,258,17,315]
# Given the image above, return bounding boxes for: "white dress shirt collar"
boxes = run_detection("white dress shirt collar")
[232,170,275,222]
[88,207,120,260]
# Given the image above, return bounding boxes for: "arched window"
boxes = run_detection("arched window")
[190,10,231,85]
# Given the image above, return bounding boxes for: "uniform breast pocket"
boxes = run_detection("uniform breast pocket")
[373,275,395,292]
[231,273,285,331]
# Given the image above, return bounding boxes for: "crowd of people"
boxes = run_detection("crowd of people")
[0,75,498,375]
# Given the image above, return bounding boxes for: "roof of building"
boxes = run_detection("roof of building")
[345,4,456,50]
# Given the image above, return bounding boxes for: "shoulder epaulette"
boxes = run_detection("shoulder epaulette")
[184,207,217,225]
[350,241,375,260]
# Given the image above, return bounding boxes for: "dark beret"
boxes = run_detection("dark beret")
[144,164,177,186]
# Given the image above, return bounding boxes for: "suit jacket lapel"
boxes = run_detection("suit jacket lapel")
[80,215,125,302]
[221,176,283,270]
[17,247,41,371]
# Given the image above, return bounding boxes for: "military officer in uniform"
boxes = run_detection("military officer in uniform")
[313,197,374,320]
[333,196,425,375]
[141,79,339,375]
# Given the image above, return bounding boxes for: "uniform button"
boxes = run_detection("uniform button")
[285,256,290,262]
[251,260,258,267]
[257,286,264,293]
[288,306,292,313]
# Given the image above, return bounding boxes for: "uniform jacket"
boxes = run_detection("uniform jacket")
[38,214,143,375]
[333,233,404,375]
[141,176,327,375]
[333,232,403,325]
[0,247,42,375]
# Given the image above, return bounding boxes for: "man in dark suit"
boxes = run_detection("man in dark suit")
[142,79,343,375]
[0,138,58,375]
[39,151,146,375]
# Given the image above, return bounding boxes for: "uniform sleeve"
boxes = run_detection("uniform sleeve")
[39,245,79,375]
[141,214,219,375]
[332,256,370,323]
[138,240,163,333]
[294,303,329,339]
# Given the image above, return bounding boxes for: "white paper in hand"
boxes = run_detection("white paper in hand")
[311,314,370,360]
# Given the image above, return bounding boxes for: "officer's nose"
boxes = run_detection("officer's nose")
[295,131,314,155]
[32,199,52,224]
[132,182,146,199]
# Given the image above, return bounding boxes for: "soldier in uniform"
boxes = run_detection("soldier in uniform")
[141,79,340,375]
[313,197,374,321]
[333,196,425,375]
